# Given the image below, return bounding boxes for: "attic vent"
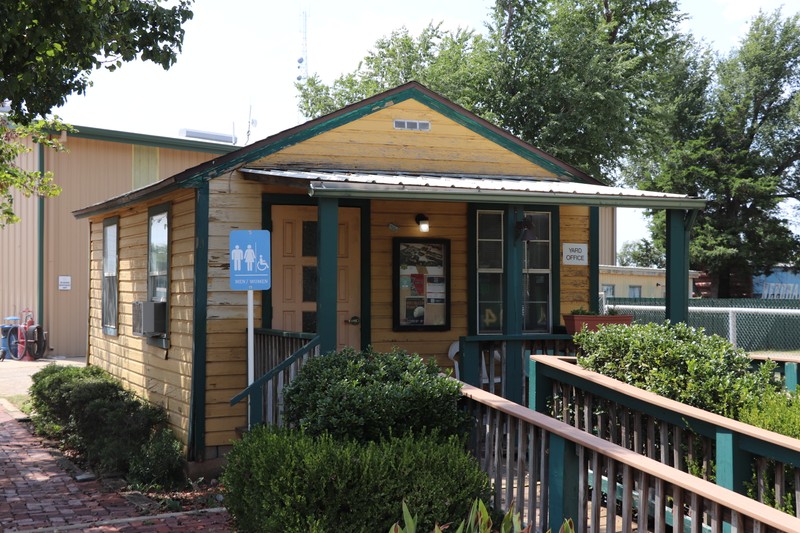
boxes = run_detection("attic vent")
[394,119,431,131]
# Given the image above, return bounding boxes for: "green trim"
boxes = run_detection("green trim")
[550,208,561,324]
[665,209,690,323]
[101,216,120,336]
[37,145,45,324]
[317,198,339,354]
[189,184,209,461]
[146,202,171,350]
[467,205,479,336]
[70,125,237,155]
[261,194,371,348]
[589,207,600,313]
[183,86,593,187]
[503,206,524,335]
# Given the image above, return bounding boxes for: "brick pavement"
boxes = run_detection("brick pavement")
[0,404,231,532]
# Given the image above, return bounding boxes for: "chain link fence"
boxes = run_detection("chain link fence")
[606,298,800,352]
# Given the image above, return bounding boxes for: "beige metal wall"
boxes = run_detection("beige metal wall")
[0,133,226,357]
[599,207,616,266]
[0,137,40,322]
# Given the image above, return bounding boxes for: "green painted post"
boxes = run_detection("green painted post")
[548,433,579,529]
[786,362,799,393]
[666,209,690,324]
[462,338,481,387]
[503,206,524,403]
[589,207,599,313]
[716,429,751,494]
[528,358,552,413]
[317,198,339,355]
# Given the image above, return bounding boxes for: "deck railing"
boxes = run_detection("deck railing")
[529,354,800,518]
[462,382,800,532]
[231,330,320,427]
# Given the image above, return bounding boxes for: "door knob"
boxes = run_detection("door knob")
[345,316,361,325]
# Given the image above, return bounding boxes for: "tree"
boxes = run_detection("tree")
[628,10,800,297]
[0,0,194,225]
[297,1,686,181]
[296,23,494,120]
[618,238,665,268]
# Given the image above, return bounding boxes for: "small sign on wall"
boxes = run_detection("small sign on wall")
[562,243,589,266]
[58,275,71,291]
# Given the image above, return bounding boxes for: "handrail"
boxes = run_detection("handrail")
[253,328,317,340]
[460,381,800,531]
[530,354,800,517]
[231,334,320,406]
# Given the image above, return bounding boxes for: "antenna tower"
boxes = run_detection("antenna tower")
[297,10,308,82]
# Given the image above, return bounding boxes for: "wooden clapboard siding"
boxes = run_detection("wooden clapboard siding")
[86,189,196,449]
[203,175,265,447]
[254,99,559,178]
[559,205,591,317]
[369,200,468,369]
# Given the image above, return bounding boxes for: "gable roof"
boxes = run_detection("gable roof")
[75,81,704,218]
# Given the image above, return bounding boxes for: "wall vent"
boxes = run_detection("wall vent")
[394,119,431,131]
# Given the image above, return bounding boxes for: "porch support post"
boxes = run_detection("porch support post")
[665,209,693,324]
[589,207,600,312]
[318,197,339,354]
[503,206,524,404]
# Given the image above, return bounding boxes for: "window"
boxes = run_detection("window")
[602,284,615,297]
[102,217,119,335]
[628,285,642,298]
[148,205,169,303]
[477,210,503,333]
[476,209,552,334]
[521,213,551,332]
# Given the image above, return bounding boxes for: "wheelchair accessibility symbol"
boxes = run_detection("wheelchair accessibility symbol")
[230,230,271,290]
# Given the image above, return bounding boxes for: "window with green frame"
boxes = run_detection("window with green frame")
[476,209,552,334]
[102,217,118,335]
[147,204,170,347]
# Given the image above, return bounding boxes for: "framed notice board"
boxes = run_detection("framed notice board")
[392,238,450,331]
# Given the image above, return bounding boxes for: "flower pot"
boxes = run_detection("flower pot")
[562,314,633,335]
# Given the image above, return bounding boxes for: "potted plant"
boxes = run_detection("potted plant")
[562,306,633,335]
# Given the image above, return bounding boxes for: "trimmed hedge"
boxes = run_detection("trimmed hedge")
[283,347,470,442]
[221,426,491,533]
[574,321,779,418]
[28,364,185,488]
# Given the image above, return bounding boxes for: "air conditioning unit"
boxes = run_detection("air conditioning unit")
[132,301,167,337]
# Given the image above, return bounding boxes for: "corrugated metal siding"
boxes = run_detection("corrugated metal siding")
[43,137,134,356]
[0,139,39,324]
[87,189,196,447]
[599,207,616,266]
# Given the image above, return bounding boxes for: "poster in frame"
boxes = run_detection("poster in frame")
[392,238,451,331]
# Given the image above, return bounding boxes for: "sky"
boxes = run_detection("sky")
[53,0,794,248]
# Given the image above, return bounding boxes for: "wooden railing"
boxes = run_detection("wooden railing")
[751,353,800,392]
[231,330,320,427]
[461,382,800,532]
[530,354,800,518]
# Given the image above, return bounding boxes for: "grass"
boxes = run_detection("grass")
[2,394,32,414]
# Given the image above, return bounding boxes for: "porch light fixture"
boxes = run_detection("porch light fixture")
[415,214,430,232]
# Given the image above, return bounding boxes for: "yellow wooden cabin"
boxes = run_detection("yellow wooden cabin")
[74,82,704,469]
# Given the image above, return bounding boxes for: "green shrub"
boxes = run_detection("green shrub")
[29,364,112,436]
[740,388,800,438]
[283,347,471,442]
[222,426,491,533]
[128,427,186,490]
[28,364,179,480]
[574,322,779,418]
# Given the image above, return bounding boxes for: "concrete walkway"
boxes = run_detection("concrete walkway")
[0,381,231,531]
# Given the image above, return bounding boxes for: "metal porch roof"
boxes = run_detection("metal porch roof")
[240,168,706,210]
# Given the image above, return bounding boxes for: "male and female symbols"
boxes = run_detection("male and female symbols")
[231,244,269,272]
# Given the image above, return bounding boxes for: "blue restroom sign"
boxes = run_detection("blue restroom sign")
[230,230,271,290]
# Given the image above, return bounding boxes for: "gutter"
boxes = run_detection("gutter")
[37,144,45,324]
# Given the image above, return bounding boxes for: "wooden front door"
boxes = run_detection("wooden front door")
[271,205,361,350]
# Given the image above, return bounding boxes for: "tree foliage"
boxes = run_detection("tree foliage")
[627,10,800,296]
[617,238,665,268]
[296,23,494,121]
[0,0,194,124]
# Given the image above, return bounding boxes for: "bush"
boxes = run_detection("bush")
[28,365,182,486]
[222,426,491,533]
[574,322,779,418]
[283,347,470,442]
[29,364,112,436]
[128,427,186,489]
